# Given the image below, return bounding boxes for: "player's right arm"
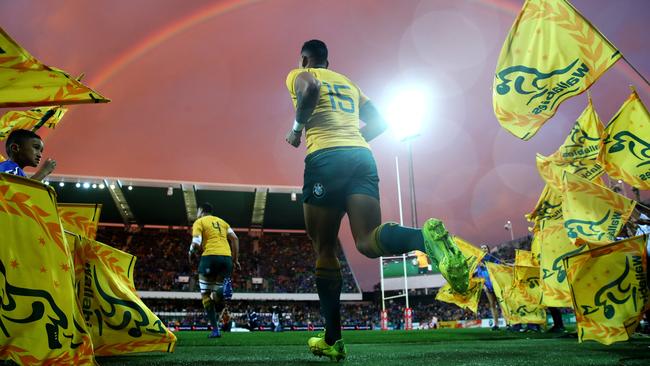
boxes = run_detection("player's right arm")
[359,98,388,142]
[286,71,322,147]
[189,219,202,262]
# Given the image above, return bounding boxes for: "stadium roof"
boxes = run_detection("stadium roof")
[47,174,305,230]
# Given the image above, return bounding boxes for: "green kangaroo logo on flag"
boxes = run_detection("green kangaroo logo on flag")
[91,265,167,338]
[535,201,562,221]
[495,59,590,114]
[581,257,635,319]
[525,276,540,289]
[606,131,650,168]
[543,245,587,283]
[564,211,611,241]
[0,259,75,350]
[567,122,600,148]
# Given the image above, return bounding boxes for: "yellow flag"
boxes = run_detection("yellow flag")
[530,236,542,266]
[549,98,604,161]
[454,236,486,275]
[538,219,587,307]
[598,91,650,189]
[67,232,177,355]
[0,27,109,108]
[510,250,546,324]
[536,153,603,193]
[58,203,102,240]
[562,172,636,245]
[527,185,563,225]
[487,263,515,323]
[493,0,620,140]
[564,236,649,345]
[0,106,67,141]
[0,173,94,365]
[436,277,485,314]
[515,249,536,268]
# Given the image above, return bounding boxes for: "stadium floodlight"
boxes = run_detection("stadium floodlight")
[99,183,105,189]
[44,181,49,185]
[59,182,65,187]
[75,182,81,188]
[386,86,431,142]
[127,185,133,191]
[92,183,97,189]
[83,182,90,189]
[110,184,116,189]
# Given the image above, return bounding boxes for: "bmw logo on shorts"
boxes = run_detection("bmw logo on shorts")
[313,183,325,198]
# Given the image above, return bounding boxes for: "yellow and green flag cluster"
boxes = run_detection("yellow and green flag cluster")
[0,174,176,365]
[487,261,546,325]
[0,27,109,108]
[564,236,649,345]
[493,0,620,140]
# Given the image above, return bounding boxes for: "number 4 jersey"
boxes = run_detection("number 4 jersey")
[192,215,232,257]
[286,68,370,155]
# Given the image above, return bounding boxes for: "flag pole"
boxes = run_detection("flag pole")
[622,58,650,88]
[563,0,650,88]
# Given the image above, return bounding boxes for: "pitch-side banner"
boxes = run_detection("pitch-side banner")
[0,27,109,108]
[58,203,102,240]
[599,90,650,189]
[493,0,620,140]
[67,232,177,355]
[564,236,649,345]
[0,173,94,365]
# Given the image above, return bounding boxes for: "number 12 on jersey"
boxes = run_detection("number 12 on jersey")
[322,82,355,113]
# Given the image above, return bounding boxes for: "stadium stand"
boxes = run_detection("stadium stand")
[95,226,360,294]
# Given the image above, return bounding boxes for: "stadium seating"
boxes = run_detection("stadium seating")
[95,226,360,293]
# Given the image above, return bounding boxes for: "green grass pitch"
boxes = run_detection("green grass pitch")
[96,329,650,366]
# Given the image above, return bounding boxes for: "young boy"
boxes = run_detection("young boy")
[0,129,56,180]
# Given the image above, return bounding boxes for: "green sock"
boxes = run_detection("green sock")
[203,297,218,329]
[377,223,425,255]
[315,259,342,345]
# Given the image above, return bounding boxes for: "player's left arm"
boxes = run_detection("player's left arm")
[359,97,388,142]
[227,228,241,271]
[286,72,321,148]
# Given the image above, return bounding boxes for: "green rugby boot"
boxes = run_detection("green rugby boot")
[422,218,470,294]
[308,333,347,362]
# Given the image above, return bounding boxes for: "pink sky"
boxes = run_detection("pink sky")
[1,0,648,290]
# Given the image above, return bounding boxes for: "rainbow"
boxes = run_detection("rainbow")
[90,0,260,87]
[90,0,647,93]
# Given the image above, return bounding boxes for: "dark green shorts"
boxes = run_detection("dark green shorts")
[303,147,380,210]
[198,255,233,278]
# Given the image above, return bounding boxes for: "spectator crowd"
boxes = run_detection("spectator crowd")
[95,226,360,293]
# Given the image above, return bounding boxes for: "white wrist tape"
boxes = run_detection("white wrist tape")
[292,120,304,132]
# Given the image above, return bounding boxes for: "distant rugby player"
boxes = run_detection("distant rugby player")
[189,202,240,338]
[285,39,469,361]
